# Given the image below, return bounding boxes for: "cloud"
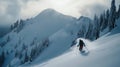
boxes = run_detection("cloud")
[0,0,21,26]
[0,0,120,26]
[0,0,39,25]
[79,3,108,19]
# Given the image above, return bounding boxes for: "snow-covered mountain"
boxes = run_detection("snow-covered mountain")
[20,17,120,67]
[0,2,120,66]
[0,9,78,67]
[0,8,94,67]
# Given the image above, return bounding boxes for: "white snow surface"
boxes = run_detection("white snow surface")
[21,33,120,67]
[20,18,120,67]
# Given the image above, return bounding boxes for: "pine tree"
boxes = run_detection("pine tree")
[10,25,14,30]
[30,48,34,59]
[101,11,107,31]
[16,20,24,33]
[0,51,5,67]
[117,5,120,19]
[93,15,100,39]
[7,36,10,42]
[85,22,93,40]
[14,20,19,28]
[24,51,29,63]
[106,9,110,27]
[108,0,116,31]
[99,14,104,28]
[22,43,26,50]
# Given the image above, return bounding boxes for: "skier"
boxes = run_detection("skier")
[77,39,86,52]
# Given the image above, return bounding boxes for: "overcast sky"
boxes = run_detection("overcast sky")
[0,0,120,26]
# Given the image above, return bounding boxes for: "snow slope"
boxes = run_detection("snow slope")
[0,9,77,67]
[20,18,120,67]
[0,8,93,67]
[0,14,88,67]
[24,32,120,67]
[17,16,92,66]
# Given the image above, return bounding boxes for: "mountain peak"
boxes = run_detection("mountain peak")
[78,16,91,21]
[34,8,76,22]
[34,8,64,20]
[37,8,61,16]
[41,8,57,13]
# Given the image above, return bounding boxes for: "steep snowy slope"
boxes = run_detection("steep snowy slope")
[0,9,77,67]
[17,17,93,67]
[21,18,120,67]
[30,33,120,67]
[24,27,120,67]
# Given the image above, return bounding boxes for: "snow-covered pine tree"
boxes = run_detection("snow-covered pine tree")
[10,24,14,31]
[105,9,110,28]
[14,20,19,29]
[101,11,106,31]
[24,50,29,63]
[16,20,24,33]
[93,15,100,39]
[7,36,10,42]
[99,14,104,28]
[116,5,120,19]
[108,0,116,31]
[85,22,93,40]
[30,48,34,61]
[22,43,26,50]
[0,51,5,67]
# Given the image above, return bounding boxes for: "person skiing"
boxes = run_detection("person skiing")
[77,39,86,51]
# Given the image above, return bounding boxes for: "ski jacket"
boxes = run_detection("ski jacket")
[78,40,85,46]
